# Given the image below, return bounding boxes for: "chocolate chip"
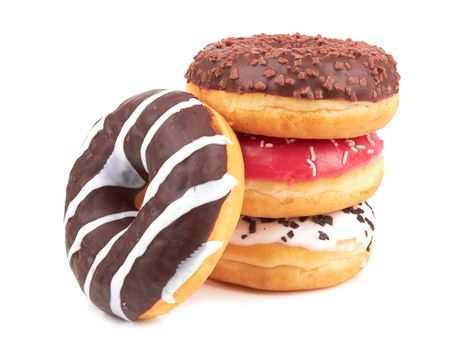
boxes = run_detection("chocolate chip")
[323,76,335,90]
[277,57,289,64]
[312,57,320,65]
[230,67,239,80]
[315,89,323,99]
[298,72,306,80]
[287,230,294,238]
[255,80,267,91]
[302,87,314,99]
[281,236,287,242]
[345,87,352,96]
[334,82,344,91]
[249,58,258,66]
[211,67,222,77]
[225,60,233,67]
[306,68,317,77]
[285,77,295,86]
[347,77,359,85]
[298,216,308,222]
[262,68,276,78]
[359,78,367,87]
[241,234,247,240]
[274,74,285,87]
[290,221,300,229]
[334,61,345,70]
[258,57,267,65]
[318,231,329,240]
[344,62,352,71]
[246,80,254,89]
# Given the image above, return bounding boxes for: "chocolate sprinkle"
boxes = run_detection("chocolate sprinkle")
[290,221,300,229]
[366,237,373,252]
[260,218,277,223]
[318,231,329,240]
[311,215,333,226]
[242,216,252,223]
[249,220,256,234]
[186,33,399,102]
[365,217,375,231]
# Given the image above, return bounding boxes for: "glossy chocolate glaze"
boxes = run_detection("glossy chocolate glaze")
[185,34,399,102]
[65,90,228,320]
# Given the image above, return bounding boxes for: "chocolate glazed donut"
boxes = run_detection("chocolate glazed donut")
[64,90,243,321]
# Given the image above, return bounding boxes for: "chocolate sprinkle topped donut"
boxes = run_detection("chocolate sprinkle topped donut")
[185,33,400,102]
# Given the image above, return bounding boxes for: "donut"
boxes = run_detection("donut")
[211,201,375,290]
[64,89,244,321]
[185,33,400,139]
[239,132,383,218]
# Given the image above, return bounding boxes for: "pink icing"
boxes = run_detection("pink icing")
[239,133,383,182]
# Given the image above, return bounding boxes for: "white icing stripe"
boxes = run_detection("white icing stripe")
[161,240,223,304]
[77,117,105,160]
[142,135,232,205]
[67,211,138,261]
[140,98,203,173]
[109,173,237,321]
[83,227,128,299]
[64,90,172,223]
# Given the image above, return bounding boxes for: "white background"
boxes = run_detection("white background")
[1,1,475,349]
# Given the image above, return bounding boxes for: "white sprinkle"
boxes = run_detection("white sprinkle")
[307,159,317,177]
[367,134,376,147]
[259,140,265,148]
[250,136,257,140]
[345,139,356,146]
[330,139,338,147]
[265,143,274,148]
[309,146,316,161]
[356,145,366,149]
[342,150,349,165]
[351,146,358,153]
[367,149,374,154]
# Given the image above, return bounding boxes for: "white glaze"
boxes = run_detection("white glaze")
[142,135,231,205]
[67,211,138,261]
[109,173,237,321]
[161,240,223,304]
[64,90,172,224]
[230,202,375,252]
[77,117,105,160]
[140,98,202,173]
[83,227,128,298]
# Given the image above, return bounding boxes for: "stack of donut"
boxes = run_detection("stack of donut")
[185,33,400,290]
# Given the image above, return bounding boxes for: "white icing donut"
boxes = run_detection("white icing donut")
[230,201,375,252]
